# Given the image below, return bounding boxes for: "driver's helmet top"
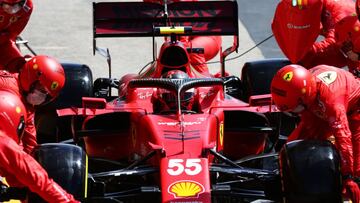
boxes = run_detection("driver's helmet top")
[271,64,317,113]
[19,55,65,105]
[162,69,189,79]
[154,70,195,112]
[0,91,27,143]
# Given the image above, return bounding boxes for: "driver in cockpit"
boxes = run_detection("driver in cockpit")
[151,70,199,113]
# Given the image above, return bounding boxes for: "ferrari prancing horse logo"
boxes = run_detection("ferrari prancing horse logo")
[51,81,59,90]
[283,71,293,82]
[219,123,224,146]
[316,71,337,86]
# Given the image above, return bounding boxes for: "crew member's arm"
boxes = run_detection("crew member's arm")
[21,110,37,154]
[288,107,335,142]
[327,103,354,175]
[0,133,79,203]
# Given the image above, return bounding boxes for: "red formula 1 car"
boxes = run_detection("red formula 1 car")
[3,1,342,203]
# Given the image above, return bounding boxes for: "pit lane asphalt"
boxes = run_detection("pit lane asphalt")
[21,0,285,79]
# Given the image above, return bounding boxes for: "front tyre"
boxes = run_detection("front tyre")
[280,140,342,203]
[29,143,87,202]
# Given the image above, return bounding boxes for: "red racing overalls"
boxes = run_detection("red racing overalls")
[288,65,360,177]
[272,0,355,68]
[0,0,33,72]
[0,70,36,154]
[0,130,79,203]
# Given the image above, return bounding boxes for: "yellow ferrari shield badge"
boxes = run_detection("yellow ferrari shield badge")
[283,71,293,82]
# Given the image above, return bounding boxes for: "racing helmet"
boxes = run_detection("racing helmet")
[0,0,26,14]
[272,0,323,63]
[0,91,27,143]
[19,55,65,105]
[155,70,195,111]
[271,64,317,113]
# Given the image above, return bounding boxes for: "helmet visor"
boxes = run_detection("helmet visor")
[27,81,53,106]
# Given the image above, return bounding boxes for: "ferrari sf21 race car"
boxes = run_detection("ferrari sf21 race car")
[4,1,343,203]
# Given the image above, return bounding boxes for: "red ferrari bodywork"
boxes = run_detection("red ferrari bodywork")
[56,1,278,202]
[59,80,276,202]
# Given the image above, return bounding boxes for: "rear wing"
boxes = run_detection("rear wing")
[93,0,239,52]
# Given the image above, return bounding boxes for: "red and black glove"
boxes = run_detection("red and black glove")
[341,40,354,54]
[353,68,360,78]
[343,177,360,203]
[0,181,26,202]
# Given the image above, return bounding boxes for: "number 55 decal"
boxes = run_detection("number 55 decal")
[167,159,202,176]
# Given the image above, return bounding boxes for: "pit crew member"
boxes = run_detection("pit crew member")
[334,14,360,77]
[0,91,78,202]
[0,55,65,154]
[272,0,354,68]
[271,64,360,203]
[0,0,33,72]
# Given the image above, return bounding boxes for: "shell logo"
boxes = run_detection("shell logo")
[168,180,204,198]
